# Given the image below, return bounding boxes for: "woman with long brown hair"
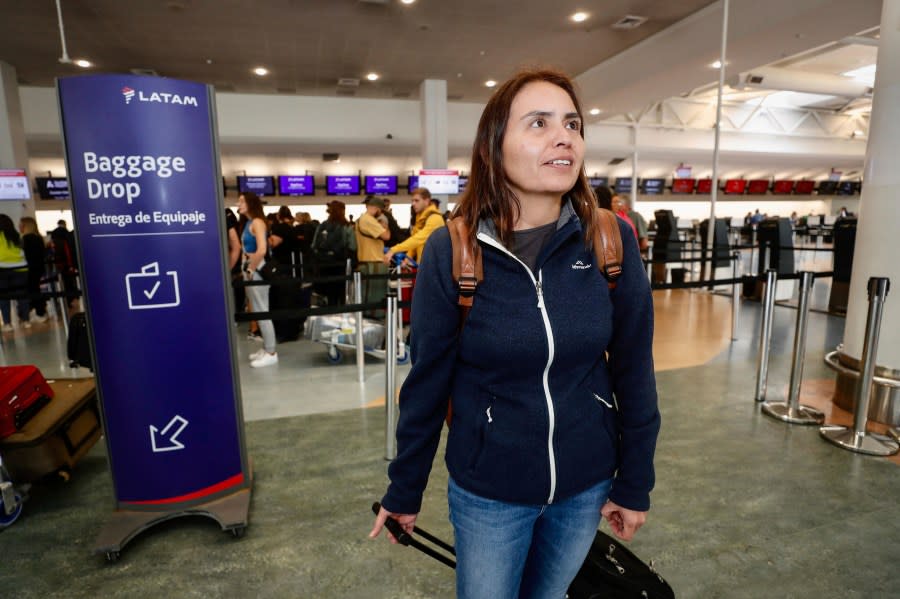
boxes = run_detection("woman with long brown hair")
[371,69,660,597]
[237,192,277,368]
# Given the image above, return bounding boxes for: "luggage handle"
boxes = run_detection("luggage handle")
[371,502,456,569]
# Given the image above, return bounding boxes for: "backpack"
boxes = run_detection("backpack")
[313,221,351,257]
[446,207,624,313]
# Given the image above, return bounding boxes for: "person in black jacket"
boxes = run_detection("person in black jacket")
[19,216,48,323]
[370,69,660,598]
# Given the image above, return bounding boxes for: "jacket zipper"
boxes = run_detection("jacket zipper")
[477,232,558,504]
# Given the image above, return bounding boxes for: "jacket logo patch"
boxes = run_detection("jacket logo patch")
[571,260,592,270]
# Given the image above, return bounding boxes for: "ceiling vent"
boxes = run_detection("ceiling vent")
[338,77,360,87]
[608,157,626,165]
[130,68,159,76]
[322,153,341,162]
[336,88,356,96]
[392,91,411,98]
[358,0,389,4]
[611,15,648,30]
[447,93,464,101]
[276,87,296,94]
[748,74,765,84]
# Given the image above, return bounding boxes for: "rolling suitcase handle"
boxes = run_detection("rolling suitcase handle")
[371,502,456,569]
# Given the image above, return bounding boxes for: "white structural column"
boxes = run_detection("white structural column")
[835,0,900,419]
[419,79,448,169]
[0,61,32,223]
[419,79,448,201]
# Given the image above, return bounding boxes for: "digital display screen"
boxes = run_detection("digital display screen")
[407,175,419,194]
[747,180,770,195]
[793,181,815,195]
[365,176,398,194]
[695,179,713,194]
[817,180,838,195]
[326,176,361,195]
[589,176,609,188]
[237,176,275,196]
[278,175,315,196]
[457,176,469,194]
[640,178,666,195]
[0,169,30,200]
[773,180,795,194]
[724,179,747,195]
[35,176,70,199]
[671,178,695,194]
[614,177,633,194]
[418,170,459,195]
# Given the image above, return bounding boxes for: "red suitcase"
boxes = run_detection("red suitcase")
[0,366,54,439]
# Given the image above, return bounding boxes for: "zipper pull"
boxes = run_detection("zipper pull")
[536,280,545,309]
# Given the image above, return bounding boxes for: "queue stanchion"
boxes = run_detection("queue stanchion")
[384,281,398,461]
[761,271,825,424]
[56,271,69,336]
[820,277,899,456]
[344,258,352,304]
[754,269,778,402]
[731,251,741,341]
[354,271,365,383]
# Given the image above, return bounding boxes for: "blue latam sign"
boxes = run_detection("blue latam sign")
[58,74,249,507]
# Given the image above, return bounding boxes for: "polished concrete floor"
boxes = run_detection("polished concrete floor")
[1,258,898,598]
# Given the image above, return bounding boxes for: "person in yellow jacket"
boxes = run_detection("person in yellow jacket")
[383,187,445,265]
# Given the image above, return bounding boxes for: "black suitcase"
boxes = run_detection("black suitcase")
[372,502,674,598]
[270,280,312,343]
[67,312,92,370]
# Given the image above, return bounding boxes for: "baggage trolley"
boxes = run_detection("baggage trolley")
[0,452,27,529]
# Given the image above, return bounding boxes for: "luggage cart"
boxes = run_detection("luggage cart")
[0,453,27,529]
[306,252,415,365]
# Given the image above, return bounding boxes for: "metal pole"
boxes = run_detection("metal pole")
[354,272,364,383]
[56,271,69,335]
[821,277,898,455]
[384,294,398,461]
[707,0,729,276]
[761,271,824,424]
[754,269,777,402]
[344,258,352,304]
[731,252,740,341]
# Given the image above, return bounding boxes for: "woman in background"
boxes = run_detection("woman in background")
[19,216,48,323]
[0,213,30,332]
[237,193,278,368]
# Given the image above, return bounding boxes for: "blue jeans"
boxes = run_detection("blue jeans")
[448,476,612,599]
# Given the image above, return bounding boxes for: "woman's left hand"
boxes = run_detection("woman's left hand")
[601,500,647,541]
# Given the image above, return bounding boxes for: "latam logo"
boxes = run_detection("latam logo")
[121,87,199,108]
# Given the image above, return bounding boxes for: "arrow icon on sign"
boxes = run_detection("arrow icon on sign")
[150,415,189,453]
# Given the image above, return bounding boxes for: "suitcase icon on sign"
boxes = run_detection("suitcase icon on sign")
[125,262,181,310]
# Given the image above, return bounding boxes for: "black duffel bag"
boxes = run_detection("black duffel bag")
[567,531,675,599]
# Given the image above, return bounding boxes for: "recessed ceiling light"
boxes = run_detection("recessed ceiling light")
[401,0,416,4]
[485,80,497,88]
[710,60,726,69]
[571,12,588,23]
[253,67,269,76]
[75,59,92,68]
[366,72,380,81]
[589,108,601,115]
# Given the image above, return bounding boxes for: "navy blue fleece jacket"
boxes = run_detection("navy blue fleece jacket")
[382,200,660,514]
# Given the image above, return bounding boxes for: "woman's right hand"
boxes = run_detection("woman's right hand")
[369,505,418,544]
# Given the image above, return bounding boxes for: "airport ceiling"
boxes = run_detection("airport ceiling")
[0,0,884,118]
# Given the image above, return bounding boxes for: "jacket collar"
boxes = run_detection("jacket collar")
[476,196,581,242]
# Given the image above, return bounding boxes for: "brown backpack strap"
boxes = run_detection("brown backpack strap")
[446,217,483,308]
[593,208,624,289]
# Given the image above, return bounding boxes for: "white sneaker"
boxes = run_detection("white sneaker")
[31,313,49,323]
[250,352,278,368]
[248,348,265,361]
[1,323,12,333]
[22,321,32,329]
